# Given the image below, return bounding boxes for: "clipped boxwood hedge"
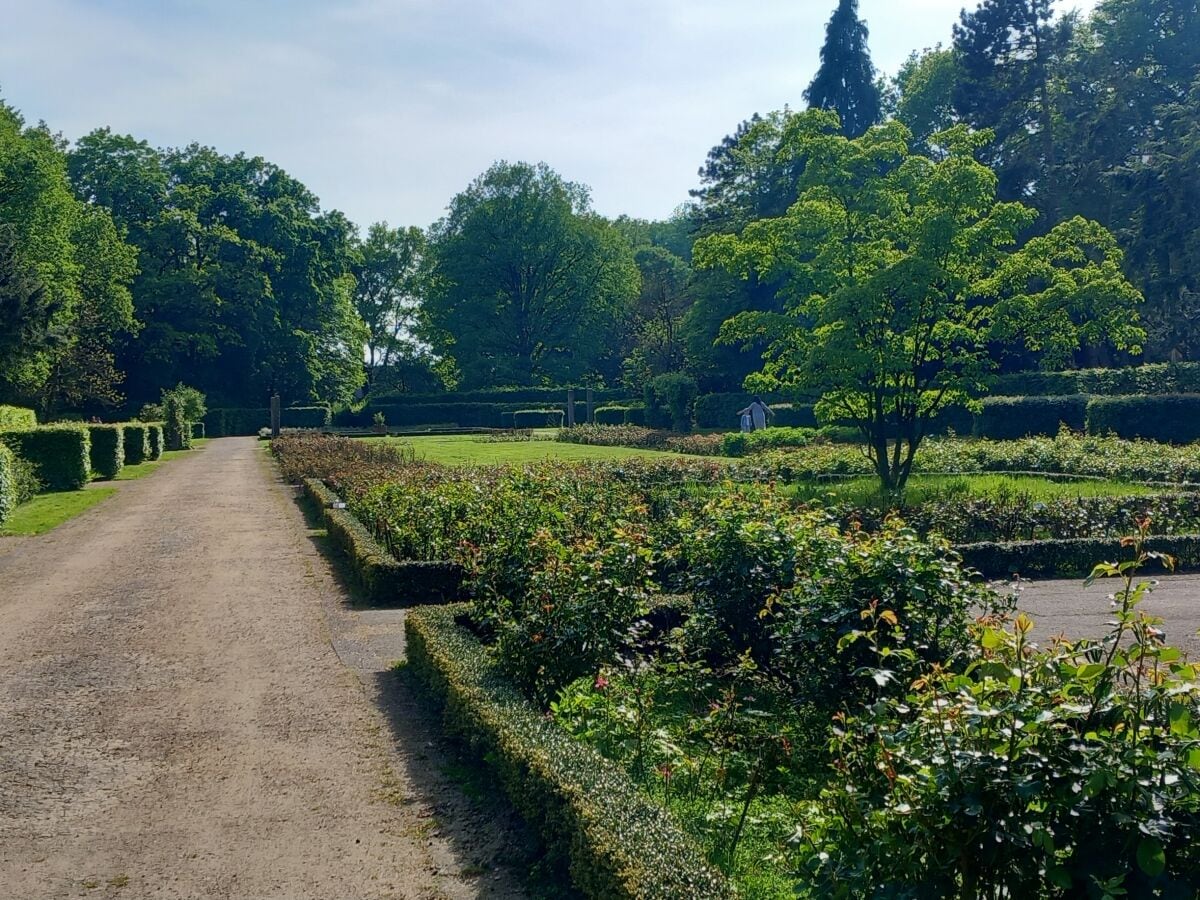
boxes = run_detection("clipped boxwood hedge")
[1085,394,1200,444]
[406,603,734,899]
[0,425,91,491]
[513,408,565,428]
[146,424,164,461]
[958,534,1200,579]
[87,424,125,480]
[994,362,1200,397]
[0,442,15,528]
[122,424,150,465]
[301,478,464,605]
[975,395,1090,439]
[0,405,36,429]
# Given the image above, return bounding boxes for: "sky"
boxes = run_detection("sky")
[1,0,1098,231]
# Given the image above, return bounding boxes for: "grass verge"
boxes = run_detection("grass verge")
[371,433,724,466]
[1,487,117,536]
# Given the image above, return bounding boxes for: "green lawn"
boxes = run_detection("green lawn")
[1,487,118,536]
[376,433,722,466]
[788,472,1159,506]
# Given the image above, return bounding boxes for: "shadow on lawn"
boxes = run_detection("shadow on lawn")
[285,480,579,900]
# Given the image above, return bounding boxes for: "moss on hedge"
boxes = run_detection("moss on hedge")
[0,425,91,491]
[406,603,734,900]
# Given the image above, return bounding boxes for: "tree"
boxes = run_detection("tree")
[351,222,428,377]
[891,48,962,153]
[424,161,639,388]
[0,225,60,400]
[695,114,1143,491]
[953,0,1071,217]
[804,0,882,138]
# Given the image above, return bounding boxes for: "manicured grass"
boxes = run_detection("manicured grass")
[376,433,724,466]
[115,439,209,481]
[1,487,117,536]
[788,473,1160,506]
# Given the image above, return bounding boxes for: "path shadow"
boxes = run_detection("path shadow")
[282,481,578,898]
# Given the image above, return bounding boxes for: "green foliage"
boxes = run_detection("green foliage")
[994,362,1200,396]
[803,527,1200,896]
[975,394,1090,438]
[0,424,91,491]
[86,424,124,480]
[352,222,427,372]
[163,394,190,452]
[512,409,565,428]
[0,405,36,429]
[720,427,821,457]
[697,113,1144,490]
[406,603,734,899]
[645,373,699,431]
[164,383,206,423]
[121,423,149,465]
[1086,394,1200,443]
[425,161,639,388]
[0,443,14,528]
[804,0,882,137]
[146,424,163,461]
[958,533,1200,578]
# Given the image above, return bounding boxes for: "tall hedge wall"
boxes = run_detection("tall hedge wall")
[0,406,36,429]
[87,424,125,480]
[369,387,631,406]
[0,425,91,491]
[974,395,1091,439]
[1085,394,1200,444]
[122,424,150,465]
[204,406,331,437]
[0,443,15,528]
[994,362,1200,397]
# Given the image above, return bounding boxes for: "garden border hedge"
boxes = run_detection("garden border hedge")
[121,423,150,465]
[300,478,463,605]
[957,534,1200,579]
[0,405,36,429]
[146,424,164,461]
[405,603,734,899]
[87,424,125,480]
[0,425,91,491]
[0,442,14,528]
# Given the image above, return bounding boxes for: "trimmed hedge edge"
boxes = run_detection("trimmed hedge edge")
[957,534,1200,579]
[300,477,463,605]
[405,603,734,899]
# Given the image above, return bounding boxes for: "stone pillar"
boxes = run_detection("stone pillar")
[586,388,595,425]
[270,394,281,438]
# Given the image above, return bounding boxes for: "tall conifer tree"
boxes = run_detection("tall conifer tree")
[804,0,882,138]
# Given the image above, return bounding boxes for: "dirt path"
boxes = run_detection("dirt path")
[0,438,527,900]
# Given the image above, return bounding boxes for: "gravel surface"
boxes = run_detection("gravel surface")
[0,437,528,900]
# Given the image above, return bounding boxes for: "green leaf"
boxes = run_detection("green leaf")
[1136,837,1166,878]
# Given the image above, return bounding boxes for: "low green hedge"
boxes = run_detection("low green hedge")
[957,534,1200,579]
[406,603,734,899]
[975,395,1090,439]
[147,424,164,461]
[301,478,464,605]
[87,424,125,480]
[0,405,36,429]
[1085,394,1200,444]
[0,425,91,491]
[122,423,150,465]
[513,408,565,428]
[0,443,14,528]
[206,406,329,437]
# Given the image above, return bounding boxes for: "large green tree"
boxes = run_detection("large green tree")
[351,222,428,377]
[424,162,639,388]
[696,114,1143,491]
[69,132,366,408]
[804,0,883,138]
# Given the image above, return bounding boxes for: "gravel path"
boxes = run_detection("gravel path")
[0,437,527,900]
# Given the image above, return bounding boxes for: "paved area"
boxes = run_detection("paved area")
[0,437,526,900]
[1014,572,1200,657]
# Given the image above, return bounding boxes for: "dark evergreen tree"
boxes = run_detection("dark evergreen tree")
[803,0,882,138]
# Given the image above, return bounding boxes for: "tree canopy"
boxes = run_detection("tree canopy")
[696,113,1143,490]
[424,161,639,388]
[804,0,883,138]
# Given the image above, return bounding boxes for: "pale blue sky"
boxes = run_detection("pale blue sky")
[1,0,1096,230]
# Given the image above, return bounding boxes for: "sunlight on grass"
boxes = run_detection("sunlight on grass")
[373,433,724,466]
[2,488,117,536]
[786,473,1159,507]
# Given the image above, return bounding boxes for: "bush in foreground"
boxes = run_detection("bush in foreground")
[0,443,14,527]
[0,405,36,429]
